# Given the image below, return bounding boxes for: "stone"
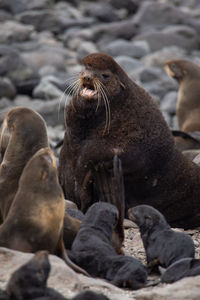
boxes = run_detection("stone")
[0,10,12,22]
[115,56,144,74]
[83,2,119,22]
[0,77,16,99]
[0,0,28,14]
[24,0,54,10]
[160,91,178,115]
[0,21,33,43]
[101,39,150,58]
[133,1,190,29]
[0,247,133,300]
[109,0,139,14]
[33,78,63,100]
[142,46,186,67]
[135,25,200,52]
[162,111,172,127]
[133,66,163,83]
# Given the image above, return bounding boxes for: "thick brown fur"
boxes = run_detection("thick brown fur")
[0,148,87,276]
[0,107,49,224]
[59,52,200,229]
[165,59,200,132]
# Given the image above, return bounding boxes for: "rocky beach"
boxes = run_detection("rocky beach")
[1,0,200,299]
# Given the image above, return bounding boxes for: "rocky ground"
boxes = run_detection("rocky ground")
[1,0,200,299]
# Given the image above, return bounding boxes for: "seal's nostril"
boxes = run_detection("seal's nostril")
[84,76,91,82]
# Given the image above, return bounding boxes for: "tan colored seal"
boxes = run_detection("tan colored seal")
[0,107,49,224]
[59,52,200,229]
[165,59,200,132]
[0,147,88,275]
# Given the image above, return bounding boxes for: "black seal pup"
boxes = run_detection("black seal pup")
[128,205,195,271]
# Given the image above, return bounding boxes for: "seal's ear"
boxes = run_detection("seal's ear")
[120,81,125,90]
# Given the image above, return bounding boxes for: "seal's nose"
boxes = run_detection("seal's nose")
[83,75,92,82]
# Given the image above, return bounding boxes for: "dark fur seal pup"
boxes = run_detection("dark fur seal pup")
[7,251,50,300]
[0,107,49,224]
[128,205,195,271]
[160,257,200,283]
[6,251,107,300]
[0,148,87,276]
[165,59,200,132]
[70,202,147,289]
[59,52,200,229]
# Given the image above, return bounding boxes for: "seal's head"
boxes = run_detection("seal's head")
[128,205,169,233]
[78,52,128,102]
[165,59,200,82]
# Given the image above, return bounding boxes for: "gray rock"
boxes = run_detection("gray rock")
[39,65,57,77]
[160,91,178,114]
[77,41,98,61]
[109,0,139,14]
[171,115,179,130]
[134,66,163,83]
[142,46,186,67]
[162,111,172,127]
[135,25,200,52]
[133,1,190,29]
[24,0,54,10]
[0,0,28,14]
[14,96,65,126]
[0,21,33,43]
[0,9,12,21]
[102,39,150,58]
[0,247,133,300]
[18,10,94,33]
[33,79,63,100]
[0,77,16,99]
[0,97,13,109]
[115,56,144,74]
[83,2,119,22]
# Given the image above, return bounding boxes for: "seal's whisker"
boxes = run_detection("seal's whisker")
[94,81,101,113]
[97,82,111,134]
[58,79,80,120]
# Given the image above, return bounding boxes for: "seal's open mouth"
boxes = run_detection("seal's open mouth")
[80,84,97,99]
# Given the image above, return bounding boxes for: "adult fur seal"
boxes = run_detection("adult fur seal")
[59,52,200,229]
[0,107,49,223]
[0,147,87,276]
[165,59,200,132]
[128,205,195,271]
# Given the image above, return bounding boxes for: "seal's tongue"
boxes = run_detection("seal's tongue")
[81,87,97,98]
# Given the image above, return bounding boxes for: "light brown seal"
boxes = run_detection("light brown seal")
[0,107,49,224]
[0,147,88,275]
[165,59,200,132]
[59,52,200,229]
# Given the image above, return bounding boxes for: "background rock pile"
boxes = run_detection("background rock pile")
[1,0,200,299]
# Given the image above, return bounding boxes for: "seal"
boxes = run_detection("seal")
[160,257,200,283]
[59,52,200,229]
[70,202,147,289]
[7,251,107,300]
[0,107,49,224]
[172,130,200,152]
[128,205,195,271]
[0,147,88,276]
[7,251,50,300]
[165,59,200,132]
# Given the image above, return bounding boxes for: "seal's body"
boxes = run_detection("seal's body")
[129,205,195,271]
[0,107,49,223]
[70,202,147,289]
[59,53,200,229]
[165,59,200,132]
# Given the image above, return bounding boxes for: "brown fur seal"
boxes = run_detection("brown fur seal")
[172,130,200,152]
[0,147,88,276]
[0,107,49,224]
[165,59,200,132]
[59,52,200,229]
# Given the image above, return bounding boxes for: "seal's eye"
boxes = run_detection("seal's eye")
[102,74,110,80]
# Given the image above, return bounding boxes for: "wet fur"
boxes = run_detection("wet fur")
[59,52,200,229]
[129,205,195,271]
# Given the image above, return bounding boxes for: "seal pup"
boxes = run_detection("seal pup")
[7,251,50,300]
[0,147,87,276]
[160,257,200,283]
[6,251,107,300]
[128,205,195,271]
[59,52,200,229]
[0,107,49,223]
[70,202,147,289]
[165,59,200,132]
